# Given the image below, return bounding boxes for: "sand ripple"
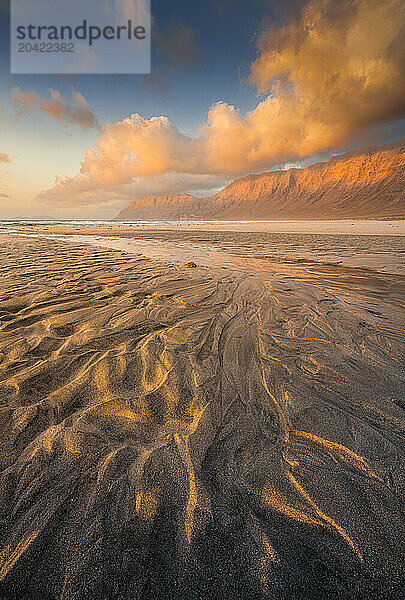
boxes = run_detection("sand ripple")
[0,234,404,599]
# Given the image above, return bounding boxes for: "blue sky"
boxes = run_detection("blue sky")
[0,0,275,217]
[0,1,269,131]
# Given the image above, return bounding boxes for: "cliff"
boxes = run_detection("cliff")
[115,140,405,220]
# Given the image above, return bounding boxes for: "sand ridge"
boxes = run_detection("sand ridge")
[0,234,404,599]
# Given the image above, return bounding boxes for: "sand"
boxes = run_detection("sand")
[0,232,404,599]
[7,220,405,277]
[4,218,405,236]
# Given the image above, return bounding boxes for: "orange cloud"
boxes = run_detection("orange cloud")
[40,89,99,130]
[38,171,224,207]
[40,0,405,206]
[204,0,405,171]
[0,153,10,163]
[38,114,221,205]
[249,0,405,154]
[10,87,98,130]
[10,87,39,118]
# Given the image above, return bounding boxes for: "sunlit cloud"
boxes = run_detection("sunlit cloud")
[39,0,405,206]
[40,89,99,130]
[10,87,99,130]
[0,153,10,163]
[10,87,39,118]
[249,0,405,158]
[39,170,225,207]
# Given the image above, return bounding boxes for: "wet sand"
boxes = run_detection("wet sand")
[4,218,405,236]
[0,233,404,599]
[8,223,405,276]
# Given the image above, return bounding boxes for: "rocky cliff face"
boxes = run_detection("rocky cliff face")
[115,140,405,220]
[116,193,208,220]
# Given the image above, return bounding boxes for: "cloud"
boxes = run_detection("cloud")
[250,0,405,153]
[39,171,225,207]
[10,87,99,130]
[72,114,205,183]
[40,0,405,206]
[38,113,225,206]
[157,22,202,69]
[203,0,405,171]
[0,153,10,163]
[40,90,99,129]
[138,21,203,99]
[10,87,39,118]
[0,193,10,198]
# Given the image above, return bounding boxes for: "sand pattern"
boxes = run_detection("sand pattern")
[0,234,404,599]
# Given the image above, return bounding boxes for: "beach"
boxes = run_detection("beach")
[0,229,404,598]
[4,218,405,235]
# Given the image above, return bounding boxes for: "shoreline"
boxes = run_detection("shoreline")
[7,225,405,277]
[1,218,405,236]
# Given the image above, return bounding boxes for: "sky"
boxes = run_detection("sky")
[0,0,404,219]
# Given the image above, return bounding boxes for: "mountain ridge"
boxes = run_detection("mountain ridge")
[115,140,405,220]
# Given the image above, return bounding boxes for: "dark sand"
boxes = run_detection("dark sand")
[0,233,404,599]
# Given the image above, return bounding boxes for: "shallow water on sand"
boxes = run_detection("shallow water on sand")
[21,229,405,274]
